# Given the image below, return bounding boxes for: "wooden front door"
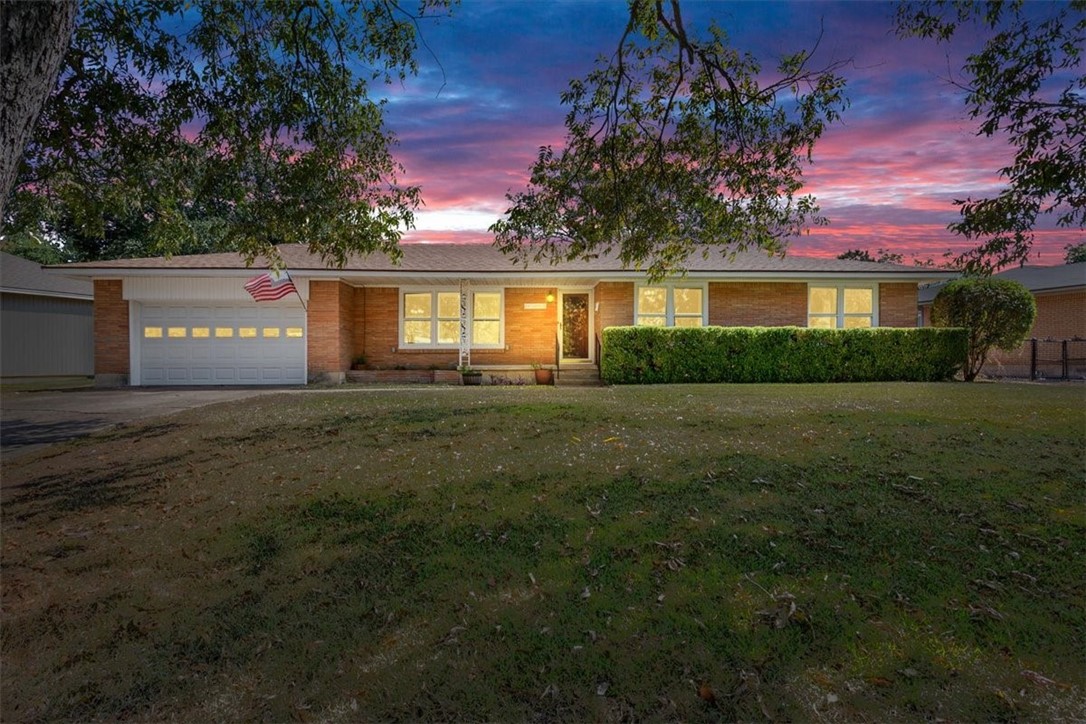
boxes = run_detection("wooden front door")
[561,292,590,360]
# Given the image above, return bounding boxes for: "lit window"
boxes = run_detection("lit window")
[285,327,304,338]
[168,327,187,338]
[215,327,234,338]
[239,327,257,338]
[263,327,280,338]
[400,290,502,348]
[472,292,502,347]
[144,327,163,338]
[637,286,704,327]
[192,327,210,338]
[808,286,876,329]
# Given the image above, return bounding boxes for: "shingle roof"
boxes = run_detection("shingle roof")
[50,242,950,277]
[1,252,93,299]
[918,263,1086,304]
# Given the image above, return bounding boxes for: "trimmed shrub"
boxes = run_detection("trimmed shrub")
[599,326,968,384]
[930,277,1037,381]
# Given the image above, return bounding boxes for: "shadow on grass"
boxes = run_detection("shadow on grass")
[3,452,185,523]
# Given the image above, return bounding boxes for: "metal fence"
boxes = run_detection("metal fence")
[982,338,1086,380]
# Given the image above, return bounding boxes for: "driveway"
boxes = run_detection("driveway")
[1,387,288,460]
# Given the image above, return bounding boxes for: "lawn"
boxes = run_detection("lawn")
[1,383,1083,721]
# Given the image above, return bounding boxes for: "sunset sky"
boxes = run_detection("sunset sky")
[379,0,1080,264]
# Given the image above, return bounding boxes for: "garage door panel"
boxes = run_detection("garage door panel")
[139,304,305,386]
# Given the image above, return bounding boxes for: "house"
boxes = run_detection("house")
[50,243,955,386]
[1,251,94,378]
[918,262,1086,378]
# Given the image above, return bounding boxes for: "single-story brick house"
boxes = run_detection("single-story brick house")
[50,243,955,386]
[918,262,1086,378]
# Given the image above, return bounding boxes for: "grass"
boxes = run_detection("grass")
[1,383,1083,721]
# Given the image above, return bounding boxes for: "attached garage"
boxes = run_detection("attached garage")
[135,304,306,385]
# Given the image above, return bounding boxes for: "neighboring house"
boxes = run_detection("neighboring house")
[51,243,954,386]
[918,262,1086,378]
[1,251,94,378]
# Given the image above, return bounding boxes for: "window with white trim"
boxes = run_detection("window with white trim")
[636,285,705,327]
[400,289,503,348]
[807,285,877,329]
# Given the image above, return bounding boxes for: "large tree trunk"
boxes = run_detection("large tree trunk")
[0,0,77,221]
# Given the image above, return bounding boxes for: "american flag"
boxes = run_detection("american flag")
[244,270,298,302]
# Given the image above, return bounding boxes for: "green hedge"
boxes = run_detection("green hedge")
[599,326,968,384]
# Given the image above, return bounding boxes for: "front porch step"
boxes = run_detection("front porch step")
[556,368,602,387]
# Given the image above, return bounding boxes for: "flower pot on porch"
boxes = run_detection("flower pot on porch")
[534,368,554,385]
[461,371,483,386]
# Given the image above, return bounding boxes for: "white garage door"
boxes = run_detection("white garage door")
[138,305,306,385]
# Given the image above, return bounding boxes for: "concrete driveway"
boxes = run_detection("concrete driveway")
[1,387,288,459]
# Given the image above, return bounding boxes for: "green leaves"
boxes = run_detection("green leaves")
[8,0,449,266]
[492,0,848,282]
[896,1,1086,273]
[930,277,1037,381]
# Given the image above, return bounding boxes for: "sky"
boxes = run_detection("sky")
[375,0,1081,264]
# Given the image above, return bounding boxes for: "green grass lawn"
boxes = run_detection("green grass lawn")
[2,383,1083,721]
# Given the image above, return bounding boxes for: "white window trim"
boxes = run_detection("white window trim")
[634,282,709,327]
[807,283,880,329]
[398,288,505,350]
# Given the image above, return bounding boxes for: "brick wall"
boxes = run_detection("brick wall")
[878,283,918,327]
[359,287,559,368]
[708,282,807,326]
[594,282,634,339]
[307,280,354,376]
[93,279,129,375]
[985,289,1086,375]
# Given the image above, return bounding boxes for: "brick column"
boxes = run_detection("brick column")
[93,279,129,386]
[879,283,919,327]
[307,280,354,383]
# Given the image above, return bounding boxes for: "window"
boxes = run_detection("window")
[215,327,234,338]
[401,290,502,348]
[808,285,876,329]
[239,327,257,338]
[285,327,304,338]
[144,327,163,338]
[192,327,210,338]
[637,286,705,327]
[167,327,187,338]
[472,292,502,346]
[263,327,280,338]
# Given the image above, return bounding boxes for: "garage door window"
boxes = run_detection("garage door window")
[286,327,303,337]
[240,327,257,338]
[216,327,233,338]
[263,327,280,338]
[193,327,210,338]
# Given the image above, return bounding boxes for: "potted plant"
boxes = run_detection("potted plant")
[351,354,367,371]
[459,365,483,386]
[531,362,554,385]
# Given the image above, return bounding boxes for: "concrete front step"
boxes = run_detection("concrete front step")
[556,369,602,387]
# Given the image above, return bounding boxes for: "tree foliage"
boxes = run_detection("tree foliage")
[492,0,848,280]
[1064,242,1086,264]
[930,277,1036,381]
[896,0,1086,273]
[836,248,905,264]
[4,0,449,267]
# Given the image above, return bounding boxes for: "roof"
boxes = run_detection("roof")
[1,251,93,300]
[48,243,955,283]
[918,262,1086,304]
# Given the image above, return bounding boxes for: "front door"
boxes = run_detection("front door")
[560,292,590,361]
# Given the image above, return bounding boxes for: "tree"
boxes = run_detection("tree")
[492,0,848,280]
[3,0,448,267]
[896,1,1086,274]
[1064,242,1086,264]
[930,277,1036,381]
[837,248,905,264]
[0,1,78,220]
